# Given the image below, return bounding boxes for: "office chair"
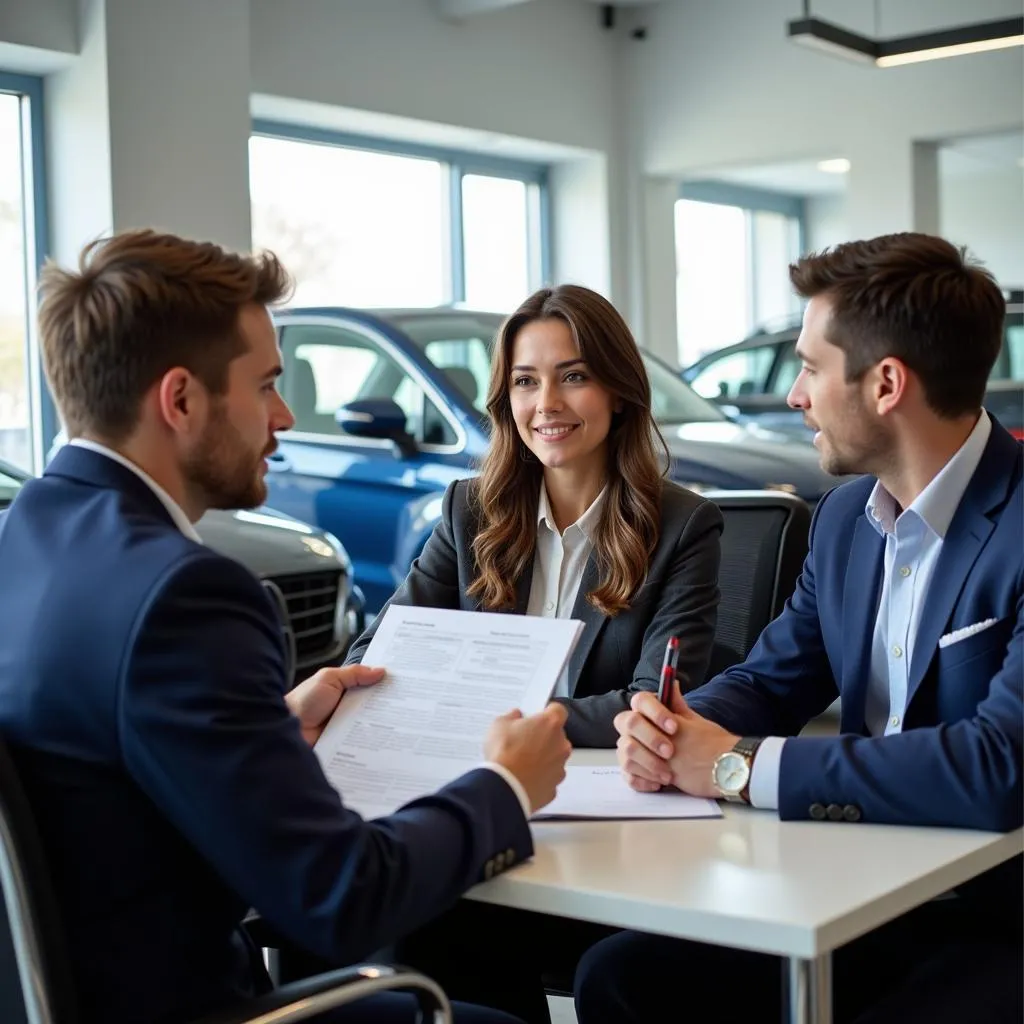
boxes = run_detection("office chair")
[703,489,811,678]
[0,738,452,1024]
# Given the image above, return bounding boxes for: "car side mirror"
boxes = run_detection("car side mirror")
[336,398,418,459]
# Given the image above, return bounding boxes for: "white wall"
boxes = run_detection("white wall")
[941,169,1024,288]
[0,0,76,61]
[805,194,848,253]
[249,0,617,155]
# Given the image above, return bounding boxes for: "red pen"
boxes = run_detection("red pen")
[658,636,679,705]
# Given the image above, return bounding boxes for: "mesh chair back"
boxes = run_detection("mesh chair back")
[706,490,811,678]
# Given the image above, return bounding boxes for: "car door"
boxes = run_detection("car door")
[266,316,474,614]
[689,343,777,420]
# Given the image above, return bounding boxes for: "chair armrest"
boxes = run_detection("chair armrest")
[191,964,451,1024]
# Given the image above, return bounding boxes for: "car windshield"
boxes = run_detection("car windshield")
[393,311,727,426]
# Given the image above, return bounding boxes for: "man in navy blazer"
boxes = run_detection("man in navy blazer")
[0,230,572,1024]
[579,234,1022,1023]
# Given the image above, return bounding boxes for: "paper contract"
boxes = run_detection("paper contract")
[533,766,722,820]
[314,605,583,819]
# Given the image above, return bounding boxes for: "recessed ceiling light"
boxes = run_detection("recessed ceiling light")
[817,158,851,174]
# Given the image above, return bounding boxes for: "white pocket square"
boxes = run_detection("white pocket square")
[938,618,1001,649]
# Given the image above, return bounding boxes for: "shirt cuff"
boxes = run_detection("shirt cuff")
[480,762,532,821]
[748,737,786,811]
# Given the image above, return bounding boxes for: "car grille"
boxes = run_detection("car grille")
[267,570,343,664]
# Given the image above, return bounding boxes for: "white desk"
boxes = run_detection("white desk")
[466,751,1024,1024]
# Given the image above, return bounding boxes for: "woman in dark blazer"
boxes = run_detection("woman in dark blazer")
[346,283,723,749]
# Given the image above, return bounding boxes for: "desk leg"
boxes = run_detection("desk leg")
[783,954,831,1024]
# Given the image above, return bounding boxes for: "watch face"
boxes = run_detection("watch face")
[713,751,750,796]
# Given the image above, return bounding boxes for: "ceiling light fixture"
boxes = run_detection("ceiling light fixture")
[788,4,1024,68]
[817,158,851,174]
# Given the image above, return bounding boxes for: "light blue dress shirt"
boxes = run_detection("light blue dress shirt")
[748,412,993,810]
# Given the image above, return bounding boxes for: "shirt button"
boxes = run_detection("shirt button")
[890,715,901,727]
[899,566,911,578]
[892,645,903,658]
[544,601,554,611]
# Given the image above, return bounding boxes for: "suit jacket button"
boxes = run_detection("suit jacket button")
[505,847,516,865]
[483,859,495,880]
[826,803,844,821]
[494,851,506,871]
[843,805,862,822]
[809,803,826,820]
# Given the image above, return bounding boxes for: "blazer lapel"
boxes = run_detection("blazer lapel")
[908,420,1018,703]
[567,555,607,696]
[513,563,534,615]
[840,514,884,732]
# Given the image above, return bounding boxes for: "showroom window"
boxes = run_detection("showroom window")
[675,183,803,366]
[250,124,548,313]
[0,73,46,471]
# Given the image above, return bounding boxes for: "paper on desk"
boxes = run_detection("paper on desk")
[532,766,722,820]
[314,605,584,820]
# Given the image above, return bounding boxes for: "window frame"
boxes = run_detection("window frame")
[676,181,806,358]
[0,70,52,471]
[251,120,551,307]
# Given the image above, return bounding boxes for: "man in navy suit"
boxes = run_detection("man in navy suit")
[0,229,572,1024]
[579,233,1022,1023]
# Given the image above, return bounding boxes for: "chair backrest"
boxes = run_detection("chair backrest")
[705,490,811,678]
[0,739,78,1024]
[441,366,480,407]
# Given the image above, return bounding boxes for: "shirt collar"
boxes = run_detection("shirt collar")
[536,480,606,541]
[865,410,992,539]
[68,439,204,544]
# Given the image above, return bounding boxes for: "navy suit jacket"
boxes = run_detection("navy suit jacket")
[0,447,531,1024]
[687,421,1022,838]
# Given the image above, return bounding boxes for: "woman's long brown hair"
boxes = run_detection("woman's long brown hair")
[467,285,669,616]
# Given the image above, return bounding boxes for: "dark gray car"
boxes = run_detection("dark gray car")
[0,459,363,683]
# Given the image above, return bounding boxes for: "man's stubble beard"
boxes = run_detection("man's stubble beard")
[184,402,268,512]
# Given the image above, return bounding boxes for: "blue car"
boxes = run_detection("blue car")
[266,307,840,615]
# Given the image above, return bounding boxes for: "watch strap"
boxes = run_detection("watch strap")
[734,736,764,804]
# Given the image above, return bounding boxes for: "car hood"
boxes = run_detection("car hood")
[195,507,349,578]
[661,421,847,500]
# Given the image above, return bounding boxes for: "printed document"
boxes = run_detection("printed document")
[314,605,583,819]
[533,766,722,820]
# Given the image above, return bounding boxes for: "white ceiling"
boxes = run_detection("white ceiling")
[692,130,1024,198]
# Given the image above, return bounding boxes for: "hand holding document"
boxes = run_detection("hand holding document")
[533,766,722,820]
[313,606,583,820]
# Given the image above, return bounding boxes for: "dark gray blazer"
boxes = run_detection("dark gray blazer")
[346,477,723,747]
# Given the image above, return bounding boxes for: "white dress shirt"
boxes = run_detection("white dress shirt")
[749,411,992,810]
[67,439,534,819]
[527,481,606,699]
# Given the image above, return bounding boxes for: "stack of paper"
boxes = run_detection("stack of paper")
[533,766,722,820]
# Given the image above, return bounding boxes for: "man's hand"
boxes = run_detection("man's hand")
[614,681,738,797]
[287,664,386,746]
[483,704,572,814]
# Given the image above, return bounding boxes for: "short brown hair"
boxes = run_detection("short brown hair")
[789,233,1005,418]
[38,229,292,440]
